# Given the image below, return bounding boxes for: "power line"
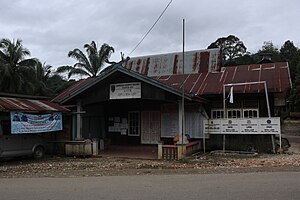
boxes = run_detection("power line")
[128,0,173,56]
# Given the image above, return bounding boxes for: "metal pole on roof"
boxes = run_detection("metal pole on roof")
[223,84,226,152]
[181,18,185,153]
[264,81,277,153]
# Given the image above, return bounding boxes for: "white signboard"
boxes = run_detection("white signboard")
[203,119,221,134]
[259,118,280,134]
[240,119,259,134]
[203,117,281,135]
[110,82,141,100]
[221,119,240,134]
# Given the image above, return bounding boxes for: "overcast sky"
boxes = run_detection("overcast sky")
[1,0,299,68]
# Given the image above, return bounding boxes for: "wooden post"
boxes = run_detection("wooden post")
[158,143,163,159]
[76,101,82,140]
[177,144,186,160]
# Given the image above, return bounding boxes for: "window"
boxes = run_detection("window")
[211,110,224,119]
[243,109,259,118]
[128,111,140,136]
[227,109,241,118]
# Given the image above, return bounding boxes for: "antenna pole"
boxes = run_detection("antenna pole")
[181,19,185,150]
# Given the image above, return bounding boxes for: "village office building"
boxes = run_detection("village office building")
[52,48,291,152]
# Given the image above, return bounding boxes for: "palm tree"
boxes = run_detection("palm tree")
[57,41,114,78]
[0,38,37,94]
[33,60,54,96]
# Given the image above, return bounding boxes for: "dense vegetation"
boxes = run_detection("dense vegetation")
[0,36,300,110]
[0,39,114,98]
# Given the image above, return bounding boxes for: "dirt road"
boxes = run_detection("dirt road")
[1,153,300,178]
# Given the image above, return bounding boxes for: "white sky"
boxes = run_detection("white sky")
[1,0,299,68]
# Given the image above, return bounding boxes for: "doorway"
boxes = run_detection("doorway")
[141,111,160,144]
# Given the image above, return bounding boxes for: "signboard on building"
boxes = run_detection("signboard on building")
[203,119,221,134]
[125,48,221,76]
[240,119,259,133]
[110,82,141,100]
[10,112,63,134]
[259,118,280,134]
[221,119,240,134]
[203,117,281,135]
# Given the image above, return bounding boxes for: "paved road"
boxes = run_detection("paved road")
[0,172,299,200]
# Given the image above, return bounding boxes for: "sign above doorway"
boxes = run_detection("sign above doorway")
[110,82,141,100]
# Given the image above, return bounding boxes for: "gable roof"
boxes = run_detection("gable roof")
[54,65,207,104]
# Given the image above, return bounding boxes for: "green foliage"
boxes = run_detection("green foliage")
[0,38,76,97]
[257,41,281,62]
[57,41,114,79]
[289,63,300,111]
[46,74,76,95]
[280,40,300,82]
[0,38,37,94]
[208,35,247,65]
[31,60,54,96]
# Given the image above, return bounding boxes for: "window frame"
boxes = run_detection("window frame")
[243,108,259,118]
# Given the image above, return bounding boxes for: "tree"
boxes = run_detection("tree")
[0,38,37,94]
[32,60,54,96]
[257,41,281,62]
[208,35,247,65]
[290,63,300,111]
[280,40,300,82]
[280,40,298,60]
[46,74,76,96]
[57,41,114,79]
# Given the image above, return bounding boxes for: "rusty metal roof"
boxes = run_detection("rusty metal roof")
[0,97,69,112]
[125,48,221,76]
[153,62,292,95]
[51,78,95,103]
[53,66,207,104]
[52,62,291,104]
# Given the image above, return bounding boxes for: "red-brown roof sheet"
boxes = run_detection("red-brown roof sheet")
[52,62,291,103]
[153,62,291,95]
[0,97,69,112]
[51,78,95,103]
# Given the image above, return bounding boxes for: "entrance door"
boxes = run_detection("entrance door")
[141,111,160,144]
[128,111,140,136]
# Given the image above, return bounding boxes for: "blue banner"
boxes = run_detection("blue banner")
[10,112,63,134]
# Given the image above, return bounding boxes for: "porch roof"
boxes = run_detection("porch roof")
[0,97,69,112]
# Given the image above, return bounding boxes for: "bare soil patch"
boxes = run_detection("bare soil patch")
[1,153,300,178]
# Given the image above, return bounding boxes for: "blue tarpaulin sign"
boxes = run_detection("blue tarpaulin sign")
[10,112,63,134]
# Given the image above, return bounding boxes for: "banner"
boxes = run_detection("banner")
[10,112,63,134]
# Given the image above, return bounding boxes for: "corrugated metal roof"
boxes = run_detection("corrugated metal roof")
[0,97,69,112]
[125,48,221,76]
[153,62,291,95]
[51,78,95,103]
[52,62,291,104]
[53,66,207,104]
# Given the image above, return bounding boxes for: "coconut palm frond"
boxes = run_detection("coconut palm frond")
[68,68,91,79]
[56,65,73,74]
